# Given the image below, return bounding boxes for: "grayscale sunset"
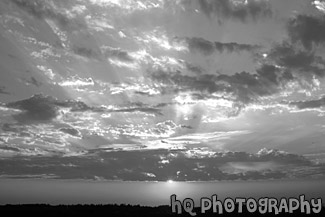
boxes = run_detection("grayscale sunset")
[0,0,325,216]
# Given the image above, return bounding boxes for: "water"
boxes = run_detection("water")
[0,178,324,206]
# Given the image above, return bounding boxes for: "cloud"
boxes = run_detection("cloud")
[182,37,215,55]
[25,77,42,87]
[214,41,259,53]
[196,0,272,22]
[148,40,324,108]
[149,64,285,104]
[0,145,20,152]
[287,14,325,50]
[165,130,250,146]
[72,45,135,64]
[176,37,259,55]
[59,127,81,137]
[268,42,325,78]
[9,0,77,29]
[1,123,24,133]
[256,64,280,84]
[0,174,59,179]
[72,45,102,60]
[5,94,104,123]
[2,94,157,157]
[0,86,10,95]
[108,80,161,96]
[312,1,325,13]
[149,69,224,94]
[89,0,164,13]
[217,69,281,103]
[59,76,95,92]
[4,94,166,126]
[288,96,325,110]
[0,148,322,181]
[6,94,59,123]
[85,18,115,32]
[102,47,134,62]
[109,107,163,116]
[143,9,325,110]
[135,30,188,52]
[184,63,205,75]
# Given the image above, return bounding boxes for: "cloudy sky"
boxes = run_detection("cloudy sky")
[1,0,325,182]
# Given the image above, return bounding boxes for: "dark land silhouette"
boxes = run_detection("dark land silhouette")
[0,204,324,217]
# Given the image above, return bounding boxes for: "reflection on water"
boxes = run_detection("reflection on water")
[0,179,324,206]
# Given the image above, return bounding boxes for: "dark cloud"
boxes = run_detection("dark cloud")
[72,46,134,62]
[182,37,215,55]
[256,64,279,85]
[149,11,325,108]
[5,94,101,123]
[25,76,42,87]
[177,37,259,55]
[289,96,325,110]
[181,125,194,129]
[241,14,325,99]
[196,0,272,22]
[149,64,284,104]
[5,94,164,124]
[0,148,321,181]
[72,46,102,60]
[185,63,205,74]
[59,128,81,137]
[214,41,260,53]
[260,14,325,85]
[55,99,94,112]
[268,42,325,78]
[0,86,10,95]
[0,146,20,152]
[149,69,226,94]
[287,14,325,50]
[6,94,59,123]
[2,123,21,133]
[104,48,134,63]
[217,69,282,103]
[105,101,163,115]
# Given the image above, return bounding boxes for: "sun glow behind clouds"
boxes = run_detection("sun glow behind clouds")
[173,92,240,124]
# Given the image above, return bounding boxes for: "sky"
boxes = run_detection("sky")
[1,0,325,183]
